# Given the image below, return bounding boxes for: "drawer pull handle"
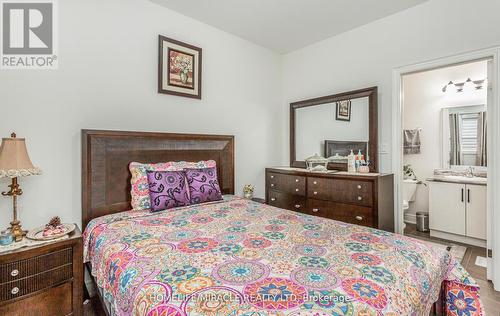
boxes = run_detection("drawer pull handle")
[295,188,299,192]
[313,191,318,195]
[355,216,363,221]
[357,185,362,189]
[10,269,19,277]
[270,175,274,179]
[270,184,275,187]
[271,198,276,201]
[11,287,19,295]
[312,208,319,213]
[357,196,362,201]
[295,179,300,182]
[313,181,317,185]
[295,204,301,209]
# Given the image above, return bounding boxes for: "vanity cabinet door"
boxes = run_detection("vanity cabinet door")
[429,182,466,235]
[466,184,487,240]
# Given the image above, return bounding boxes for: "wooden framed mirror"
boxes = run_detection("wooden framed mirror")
[290,87,378,172]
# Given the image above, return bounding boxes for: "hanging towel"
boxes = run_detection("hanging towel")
[403,129,421,154]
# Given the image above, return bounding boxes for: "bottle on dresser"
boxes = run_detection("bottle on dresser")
[348,150,356,172]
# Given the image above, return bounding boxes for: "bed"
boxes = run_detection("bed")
[82,130,483,316]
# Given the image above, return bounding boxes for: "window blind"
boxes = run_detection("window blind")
[460,113,479,153]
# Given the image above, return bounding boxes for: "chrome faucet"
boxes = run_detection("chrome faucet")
[465,166,474,178]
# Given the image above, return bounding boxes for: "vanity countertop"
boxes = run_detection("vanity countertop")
[427,175,487,186]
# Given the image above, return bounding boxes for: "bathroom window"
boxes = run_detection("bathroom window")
[460,113,479,154]
[444,104,487,168]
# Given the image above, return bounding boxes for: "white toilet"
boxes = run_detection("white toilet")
[402,179,418,211]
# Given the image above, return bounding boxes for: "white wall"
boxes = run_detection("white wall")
[403,61,487,218]
[3,0,500,232]
[282,0,500,172]
[296,97,369,160]
[0,0,283,230]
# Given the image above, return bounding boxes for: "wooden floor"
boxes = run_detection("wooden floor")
[83,226,500,315]
[405,223,500,315]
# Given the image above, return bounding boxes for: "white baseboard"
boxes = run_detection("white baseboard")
[430,230,486,248]
[404,213,416,224]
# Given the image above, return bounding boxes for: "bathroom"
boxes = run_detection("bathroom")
[401,59,490,279]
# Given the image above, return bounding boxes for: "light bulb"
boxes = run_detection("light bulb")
[463,78,474,93]
[444,81,456,94]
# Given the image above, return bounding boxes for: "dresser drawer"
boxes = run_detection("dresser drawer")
[0,263,72,302]
[0,247,72,283]
[307,199,374,227]
[308,177,373,206]
[268,190,306,213]
[268,172,306,196]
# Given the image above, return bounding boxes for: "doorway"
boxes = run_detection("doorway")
[392,47,500,292]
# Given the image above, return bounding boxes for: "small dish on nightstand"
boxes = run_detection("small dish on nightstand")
[26,223,76,240]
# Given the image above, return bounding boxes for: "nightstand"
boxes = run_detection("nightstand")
[0,226,83,316]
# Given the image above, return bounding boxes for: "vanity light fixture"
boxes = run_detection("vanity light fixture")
[475,78,487,90]
[442,81,457,93]
[442,78,487,93]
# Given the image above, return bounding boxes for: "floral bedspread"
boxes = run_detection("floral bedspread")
[83,196,483,316]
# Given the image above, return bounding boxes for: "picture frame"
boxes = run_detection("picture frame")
[335,100,351,121]
[158,35,202,99]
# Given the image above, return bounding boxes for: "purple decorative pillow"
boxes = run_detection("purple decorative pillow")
[184,167,223,204]
[146,171,190,212]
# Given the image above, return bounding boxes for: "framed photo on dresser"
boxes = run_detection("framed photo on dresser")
[158,35,202,99]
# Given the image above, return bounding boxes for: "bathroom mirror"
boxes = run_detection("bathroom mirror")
[290,87,378,172]
[441,104,487,168]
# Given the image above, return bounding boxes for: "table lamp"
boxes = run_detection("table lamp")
[0,133,41,242]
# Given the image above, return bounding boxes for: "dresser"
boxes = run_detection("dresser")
[0,227,83,316]
[265,167,394,232]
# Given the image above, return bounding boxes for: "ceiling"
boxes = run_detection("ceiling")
[151,0,428,53]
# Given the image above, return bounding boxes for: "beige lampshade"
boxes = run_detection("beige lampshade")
[0,134,41,178]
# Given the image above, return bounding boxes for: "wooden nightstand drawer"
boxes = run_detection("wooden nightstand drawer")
[0,282,72,316]
[0,263,72,302]
[0,247,72,283]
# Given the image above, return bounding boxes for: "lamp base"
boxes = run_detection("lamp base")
[10,220,24,242]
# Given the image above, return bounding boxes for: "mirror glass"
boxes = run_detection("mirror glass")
[295,96,370,161]
[442,104,487,167]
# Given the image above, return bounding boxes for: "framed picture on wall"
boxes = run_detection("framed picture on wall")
[158,35,202,99]
[335,100,351,121]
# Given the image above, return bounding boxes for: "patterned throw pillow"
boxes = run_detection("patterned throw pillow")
[146,171,190,212]
[129,160,216,210]
[184,167,223,204]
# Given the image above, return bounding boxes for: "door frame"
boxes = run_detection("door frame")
[392,46,500,290]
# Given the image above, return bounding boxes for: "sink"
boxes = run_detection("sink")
[440,175,487,184]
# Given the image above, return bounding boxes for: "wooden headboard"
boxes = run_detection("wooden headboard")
[81,130,234,230]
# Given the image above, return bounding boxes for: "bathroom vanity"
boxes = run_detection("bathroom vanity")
[428,176,487,247]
